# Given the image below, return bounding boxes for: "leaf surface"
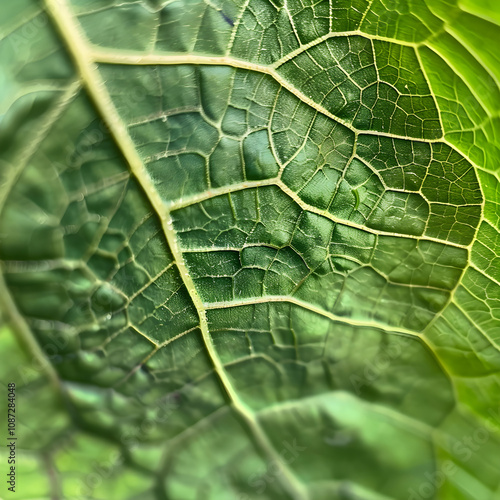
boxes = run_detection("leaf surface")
[1,1,500,499]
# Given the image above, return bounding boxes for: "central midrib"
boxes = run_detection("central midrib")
[43,0,309,498]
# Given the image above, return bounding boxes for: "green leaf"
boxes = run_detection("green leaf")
[1,1,500,499]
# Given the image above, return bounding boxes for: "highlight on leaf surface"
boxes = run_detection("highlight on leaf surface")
[0,0,500,499]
